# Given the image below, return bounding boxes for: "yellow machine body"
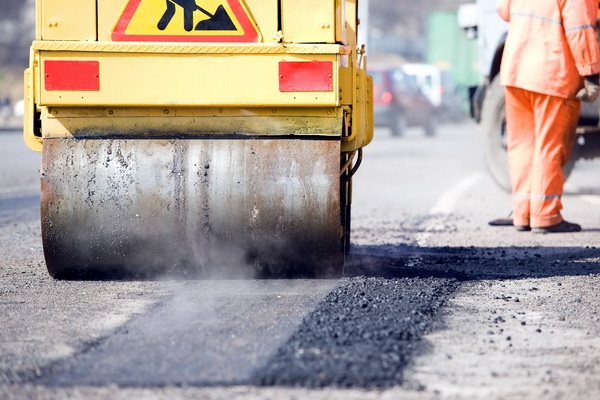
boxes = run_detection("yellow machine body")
[24,0,373,278]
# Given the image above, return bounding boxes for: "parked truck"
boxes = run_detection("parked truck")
[24,0,373,279]
[458,0,600,191]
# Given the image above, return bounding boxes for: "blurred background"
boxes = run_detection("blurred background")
[0,0,476,127]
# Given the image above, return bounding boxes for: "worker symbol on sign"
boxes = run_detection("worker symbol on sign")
[157,0,236,31]
[112,0,259,42]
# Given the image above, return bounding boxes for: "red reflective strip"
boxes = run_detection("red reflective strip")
[279,61,333,92]
[44,60,100,91]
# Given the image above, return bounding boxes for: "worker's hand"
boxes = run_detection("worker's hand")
[576,74,600,102]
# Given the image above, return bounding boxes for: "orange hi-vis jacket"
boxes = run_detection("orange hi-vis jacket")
[498,0,600,99]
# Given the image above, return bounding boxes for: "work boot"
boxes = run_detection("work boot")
[532,220,581,234]
[515,225,531,232]
[488,211,513,226]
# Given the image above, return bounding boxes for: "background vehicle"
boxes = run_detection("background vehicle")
[370,63,437,137]
[12,99,24,117]
[24,0,373,279]
[401,63,466,123]
[458,0,600,191]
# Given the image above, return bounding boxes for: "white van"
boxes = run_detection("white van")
[401,63,443,107]
[401,63,466,122]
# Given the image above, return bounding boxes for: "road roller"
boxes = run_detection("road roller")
[23,0,373,279]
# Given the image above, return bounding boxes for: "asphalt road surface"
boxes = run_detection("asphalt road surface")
[1,122,600,400]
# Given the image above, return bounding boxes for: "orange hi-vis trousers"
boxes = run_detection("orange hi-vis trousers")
[504,86,580,228]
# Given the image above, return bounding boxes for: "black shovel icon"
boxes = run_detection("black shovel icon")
[157,1,236,32]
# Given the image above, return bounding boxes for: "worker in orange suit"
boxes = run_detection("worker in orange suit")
[497,0,600,233]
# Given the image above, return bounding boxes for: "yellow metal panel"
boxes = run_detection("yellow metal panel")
[336,0,346,44]
[41,0,97,41]
[23,68,42,152]
[339,66,353,105]
[38,52,339,107]
[243,0,278,42]
[98,0,129,42]
[341,65,373,152]
[345,0,357,47]
[39,107,343,139]
[32,40,351,55]
[281,0,338,43]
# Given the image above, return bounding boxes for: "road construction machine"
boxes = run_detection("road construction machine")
[458,0,600,192]
[24,0,373,279]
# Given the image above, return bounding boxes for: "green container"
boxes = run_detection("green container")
[426,11,480,88]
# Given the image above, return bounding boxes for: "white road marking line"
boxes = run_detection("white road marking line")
[429,172,485,215]
[416,172,485,247]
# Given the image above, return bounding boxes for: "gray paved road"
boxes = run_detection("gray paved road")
[1,124,600,399]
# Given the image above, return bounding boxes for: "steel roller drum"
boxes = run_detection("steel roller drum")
[40,138,343,279]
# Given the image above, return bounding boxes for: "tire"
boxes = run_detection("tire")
[480,76,511,192]
[480,76,576,193]
[390,110,407,137]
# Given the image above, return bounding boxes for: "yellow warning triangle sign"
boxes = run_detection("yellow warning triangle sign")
[112,0,259,42]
